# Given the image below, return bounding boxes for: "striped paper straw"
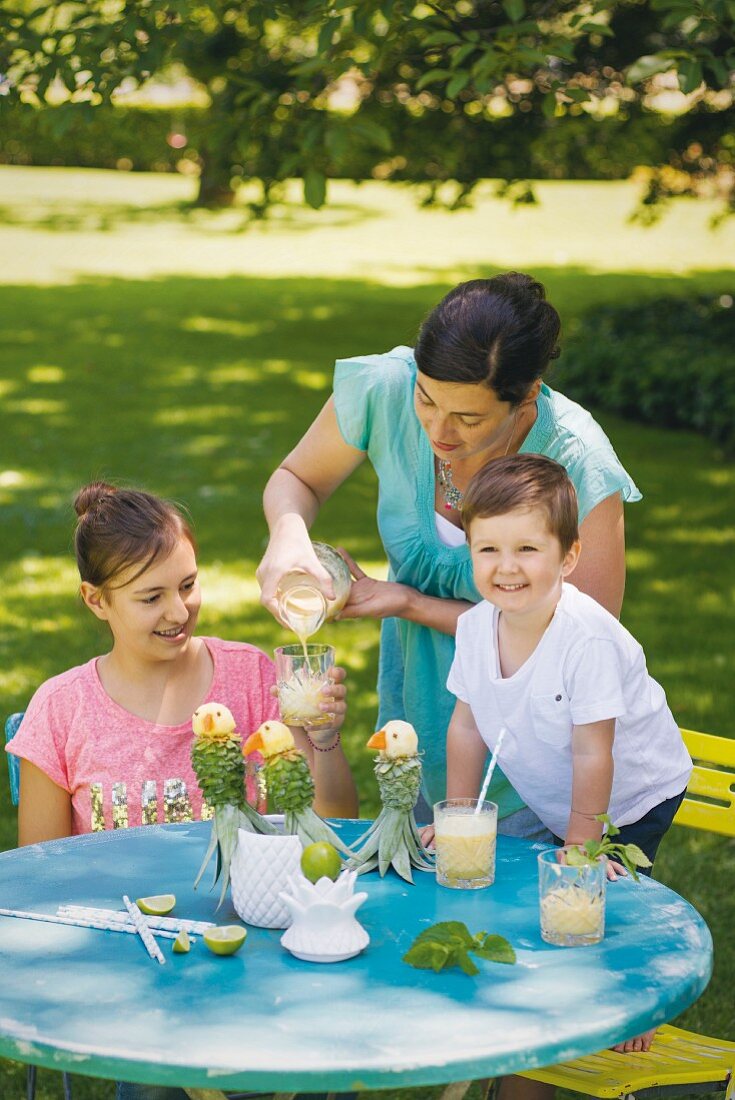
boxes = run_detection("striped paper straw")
[0,906,184,940]
[59,905,213,934]
[122,896,166,965]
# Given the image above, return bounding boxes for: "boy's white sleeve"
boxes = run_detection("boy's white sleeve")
[565,638,627,725]
[446,617,470,703]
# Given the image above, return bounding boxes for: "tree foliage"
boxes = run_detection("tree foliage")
[0,0,732,212]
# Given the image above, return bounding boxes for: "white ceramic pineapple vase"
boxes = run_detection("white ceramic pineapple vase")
[279,869,370,963]
[230,828,303,929]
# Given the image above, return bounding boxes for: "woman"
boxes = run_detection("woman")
[257,273,640,829]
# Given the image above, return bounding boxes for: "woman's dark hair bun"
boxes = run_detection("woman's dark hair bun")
[73,481,117,519]
[500,272,547,301]
[414,271,562,402]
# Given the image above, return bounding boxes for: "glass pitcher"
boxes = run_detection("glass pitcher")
[275,542,352,640]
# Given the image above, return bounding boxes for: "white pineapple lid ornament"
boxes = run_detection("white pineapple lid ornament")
[279,869,369,963]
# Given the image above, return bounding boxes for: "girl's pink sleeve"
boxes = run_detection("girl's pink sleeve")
[5,688,71,791]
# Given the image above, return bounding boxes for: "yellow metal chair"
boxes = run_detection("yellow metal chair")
[519,727,735,1100]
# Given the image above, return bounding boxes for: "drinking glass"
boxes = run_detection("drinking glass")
[433,798,498,889]
[274,644,335,729]
[538,846,607,946]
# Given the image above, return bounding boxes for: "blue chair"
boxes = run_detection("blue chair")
[5,711,73,1100]
[5,712,22,805]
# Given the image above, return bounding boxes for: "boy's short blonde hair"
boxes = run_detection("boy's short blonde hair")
[462,454,579,552]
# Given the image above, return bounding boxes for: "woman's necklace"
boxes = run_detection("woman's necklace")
[437,409,519,512]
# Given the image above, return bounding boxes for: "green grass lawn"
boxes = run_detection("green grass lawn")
[0,167,733,1099]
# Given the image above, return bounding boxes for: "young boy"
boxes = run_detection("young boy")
[445,453,691,873]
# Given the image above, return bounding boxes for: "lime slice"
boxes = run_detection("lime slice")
[203,925,247,956]
[172,929,191,954]
[300,841,341,884]
[136,893,176,916]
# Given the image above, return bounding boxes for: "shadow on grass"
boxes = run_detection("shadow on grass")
[0,194,382,234]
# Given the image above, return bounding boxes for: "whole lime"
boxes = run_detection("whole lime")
[300,841,342,884]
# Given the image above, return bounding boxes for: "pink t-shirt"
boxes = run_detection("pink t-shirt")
[7,637,278,836]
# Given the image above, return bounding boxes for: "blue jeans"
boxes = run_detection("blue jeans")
[115,1083,189,1100]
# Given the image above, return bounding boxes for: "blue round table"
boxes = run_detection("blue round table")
[0,821,712,1095]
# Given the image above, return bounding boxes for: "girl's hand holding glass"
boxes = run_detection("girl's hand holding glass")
[270,664,347,732]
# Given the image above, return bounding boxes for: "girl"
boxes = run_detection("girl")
[7,481,358,1100]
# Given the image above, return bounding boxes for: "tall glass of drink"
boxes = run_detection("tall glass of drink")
[434,798,498,889]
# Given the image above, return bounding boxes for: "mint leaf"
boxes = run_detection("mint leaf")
[412,921,474,948]
[403,922,516,974]
[457,948,480,976]
[567,821,653,883]
[403,940,452,971]
[596,813,620,837]
[473,934,517,965]
[622,843,652,869]
[565,846,591,866]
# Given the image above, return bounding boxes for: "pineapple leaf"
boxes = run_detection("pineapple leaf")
[391,840,414,883]
[193,824,220,891]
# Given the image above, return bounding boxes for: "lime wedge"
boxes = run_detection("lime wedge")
[203,925,247,956]
[172,929,191,954]
[136,893,176,916]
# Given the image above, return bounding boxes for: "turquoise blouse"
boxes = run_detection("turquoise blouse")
[333,346,642,812]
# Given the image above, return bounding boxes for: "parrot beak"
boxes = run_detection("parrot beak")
[243,730,263,756]
[367,729,387,750]
[201,712,214,734]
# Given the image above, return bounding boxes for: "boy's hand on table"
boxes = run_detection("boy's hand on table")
[419,824,435,849]
[607,859,628,881]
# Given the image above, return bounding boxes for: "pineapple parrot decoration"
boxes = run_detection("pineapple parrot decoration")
[243,720,354,856]
[191,702,277,908]
[349,720,434,883]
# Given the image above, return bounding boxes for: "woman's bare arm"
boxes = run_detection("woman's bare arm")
[336,549,473,636]
[568,493,626,618]
[257,397,366,614]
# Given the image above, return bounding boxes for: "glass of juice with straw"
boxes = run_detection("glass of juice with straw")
[434,798,498,889]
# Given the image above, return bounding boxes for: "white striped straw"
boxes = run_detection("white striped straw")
[475,727,507,813]
[122,896,166,965]
[0,906,186,940]
[59,905,213,934]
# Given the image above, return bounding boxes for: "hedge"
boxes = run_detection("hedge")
[555,293,735,453]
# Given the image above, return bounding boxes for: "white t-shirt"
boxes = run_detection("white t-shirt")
[434,511,467,548]
[447,583,692,839]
